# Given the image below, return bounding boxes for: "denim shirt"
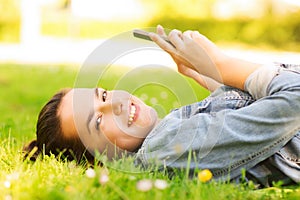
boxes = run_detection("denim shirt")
[135,63,300,186]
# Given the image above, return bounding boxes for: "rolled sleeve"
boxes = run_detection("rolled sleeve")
[245,63,280,99]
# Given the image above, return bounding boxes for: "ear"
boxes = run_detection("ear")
[22,140,39,161]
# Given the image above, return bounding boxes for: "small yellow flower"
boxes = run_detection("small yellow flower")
[198,169,213,183]
[65,185,74,192]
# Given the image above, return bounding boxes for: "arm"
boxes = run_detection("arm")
[150,26,262,90]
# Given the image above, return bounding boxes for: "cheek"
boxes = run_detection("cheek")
[100,116,125,140]
[138,106,157,127]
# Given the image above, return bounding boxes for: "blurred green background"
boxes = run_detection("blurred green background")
[2,0,300,51]
[0,3,300,199]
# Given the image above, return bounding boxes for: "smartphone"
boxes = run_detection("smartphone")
[133,29,174,47]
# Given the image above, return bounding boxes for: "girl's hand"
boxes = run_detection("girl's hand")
[152,25,195,72]
[150,25,226,83]
[150,25,262,90]
[150,25,223,91]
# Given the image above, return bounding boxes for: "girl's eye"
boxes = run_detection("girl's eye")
[102,90,107,102]
[96,115,102,130]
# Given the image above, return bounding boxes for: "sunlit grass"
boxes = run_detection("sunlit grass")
[0,64,299,199]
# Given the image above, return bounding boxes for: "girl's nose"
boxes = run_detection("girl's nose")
[111,99,122,115]
[96,98,123,115]
[95,90,131,115]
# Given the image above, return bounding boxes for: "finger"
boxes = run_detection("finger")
[191,31,207,43]
[157,25,167,37]
[177,63,197,76]
[191,30,203,38]
[171,54,195,70]
[149,32,175,52]
[191,31,217,52]
[183,30,193,39]
[182,31,195,46]
[168,29,184,49]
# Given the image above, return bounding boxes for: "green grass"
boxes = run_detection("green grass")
[0,64,299,199]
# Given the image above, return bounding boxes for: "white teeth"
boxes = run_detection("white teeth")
[128,105,136,125]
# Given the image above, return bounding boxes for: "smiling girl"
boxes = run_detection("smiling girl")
[24,25,300,187]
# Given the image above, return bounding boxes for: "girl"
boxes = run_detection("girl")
[24,25,300,187]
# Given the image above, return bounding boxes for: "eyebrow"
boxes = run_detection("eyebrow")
[95,87,99,98]
[85,88,98,134]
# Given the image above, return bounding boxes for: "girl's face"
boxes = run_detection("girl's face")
[58,88,158,155]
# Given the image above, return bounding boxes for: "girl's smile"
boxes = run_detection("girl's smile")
[58,88,158,156]
[128,103,138,126]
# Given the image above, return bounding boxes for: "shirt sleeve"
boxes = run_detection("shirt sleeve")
[244,63,280,100]
[136,63,300,181]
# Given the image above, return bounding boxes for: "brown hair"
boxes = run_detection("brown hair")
[23,88,94,163]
